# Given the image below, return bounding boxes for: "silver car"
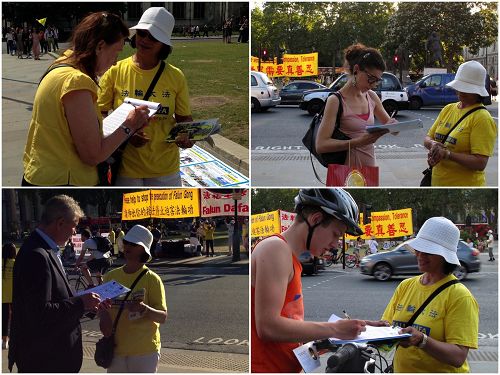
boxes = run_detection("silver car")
[360,240,481,281]
[251,71,281,112]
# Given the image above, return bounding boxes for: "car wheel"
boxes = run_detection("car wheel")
[373,263,392,281]
[307,99,324,115]
[453,263,468,281]
[383,100,398,117]
[409,97,422,110]
[251,98,261,113]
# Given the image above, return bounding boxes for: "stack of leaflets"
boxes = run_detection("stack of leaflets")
[166,118,221,146]
[102,97,161,136]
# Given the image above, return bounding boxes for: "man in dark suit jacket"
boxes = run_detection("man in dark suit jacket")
[8,195,103,373]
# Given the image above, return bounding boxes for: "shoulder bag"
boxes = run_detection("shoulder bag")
[94,268,148,368]
[302,92,348,184]
[97,60,166,186]
[420,106,487,186]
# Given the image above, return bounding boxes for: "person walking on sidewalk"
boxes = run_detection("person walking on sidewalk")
[2,243,16,350]
[8,195,105,372]
[251,189,388,373]
[22,12,149,186]
[487,229,495,261]
[99,225,167,372]
[226,218,235,256]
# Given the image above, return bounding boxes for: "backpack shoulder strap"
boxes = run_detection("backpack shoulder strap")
[441,106,487,144]
[39,63,74,85]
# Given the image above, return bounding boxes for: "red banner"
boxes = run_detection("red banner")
[201,189,250,217]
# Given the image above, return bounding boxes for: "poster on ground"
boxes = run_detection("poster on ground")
[180,146,249,187]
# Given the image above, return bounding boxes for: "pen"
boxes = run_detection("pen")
[343,310,351,320]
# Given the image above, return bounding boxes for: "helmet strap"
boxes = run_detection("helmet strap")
[299,212,322,251]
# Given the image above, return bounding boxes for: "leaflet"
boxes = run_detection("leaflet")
[165,118,221,143]
[327,313,411,344]
[75,280,130,301]
[102,97,161,136]
[293,342,321,373]
[366,119,423,134]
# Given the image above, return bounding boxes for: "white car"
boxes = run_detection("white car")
[251,71,281,112]
[300,72,409,115]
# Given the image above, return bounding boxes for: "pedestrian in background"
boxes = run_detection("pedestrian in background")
[424,61,496,186]
[382,217,479,372]
[116,226,125,258]
[226,218,235,256]
[6,28,14,55]
[98,7,194,186]
[15,27,24,58]
[368,236,378,254]
[23,12,149,186]
[8,195,105,372]
[487,229,495,261]
[32,28,41,60]
[316,44,396,170]
[2,243,16,350]
[75,228,113,287]
[204,220,215,257]
[108,226,116,256]
[99,225,167,372]
[151,224,162,258]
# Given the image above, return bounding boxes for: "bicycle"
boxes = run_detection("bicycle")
[332,252,357,268]
[313,339,393,373]
[65,267,90,292]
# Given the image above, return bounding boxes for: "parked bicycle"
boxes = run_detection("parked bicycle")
[323,251,356,268]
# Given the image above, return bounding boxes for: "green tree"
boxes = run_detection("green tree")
[384,2,498,72]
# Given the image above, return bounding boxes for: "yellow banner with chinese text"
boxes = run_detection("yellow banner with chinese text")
[251,210,280,238]
[150,189,200,218]
[250,53,319,78]
[347,208,413,239]
[122,191,151,220]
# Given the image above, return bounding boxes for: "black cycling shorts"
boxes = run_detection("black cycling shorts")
[87,258,111,274]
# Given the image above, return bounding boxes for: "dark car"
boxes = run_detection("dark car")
[279,80,327,104]
[300,72,409,115]
[299,251,324,275]
[359,240,481,281]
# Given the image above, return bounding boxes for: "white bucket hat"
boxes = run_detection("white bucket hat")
[123,225,153,262]
[130,7,175,47]
[406,217,460,265]
[446,61,489,97]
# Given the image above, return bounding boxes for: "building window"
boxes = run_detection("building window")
[128,3,142,19]
[193,3,205,19]
[173,3,185,19]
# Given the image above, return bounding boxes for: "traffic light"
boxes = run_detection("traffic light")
[393,55,399,66]
[363,204,372,225]
[262,48,268,60]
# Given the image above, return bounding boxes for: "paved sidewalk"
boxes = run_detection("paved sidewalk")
[1,40,248,186]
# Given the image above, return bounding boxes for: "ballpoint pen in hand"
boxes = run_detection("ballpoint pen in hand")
[343,310,351,320]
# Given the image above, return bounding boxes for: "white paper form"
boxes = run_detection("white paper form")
[327,313,411,344]
[102,97,161,136]
[366,119,423,134]
[293,342,322,373]
[75,280,130,301]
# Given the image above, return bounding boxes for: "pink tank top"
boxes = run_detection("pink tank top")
[339,92,376,167]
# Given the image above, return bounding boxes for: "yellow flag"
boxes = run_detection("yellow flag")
[37,18,47,26]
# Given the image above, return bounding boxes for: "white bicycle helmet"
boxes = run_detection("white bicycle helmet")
[294,189,363,249]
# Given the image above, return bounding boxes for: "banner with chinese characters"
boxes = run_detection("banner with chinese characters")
[122,191,152,220]
[200,189,249,217]
[347,208,413,239]
[251,210,280,238]
[150,189,200,218]
[279,210,296,233]
[250,53,319,77]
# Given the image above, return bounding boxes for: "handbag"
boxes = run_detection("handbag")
[420,106,487,186]
[97,60,166,186]
[94,268,148,368]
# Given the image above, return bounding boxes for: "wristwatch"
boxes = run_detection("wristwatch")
[120,124,131,136]
[417,333,428,349]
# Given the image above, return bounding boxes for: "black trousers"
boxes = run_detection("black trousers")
[205,240,214,255]
[2,303,11,336]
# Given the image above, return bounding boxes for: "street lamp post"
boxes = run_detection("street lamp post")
[232,190,242,262]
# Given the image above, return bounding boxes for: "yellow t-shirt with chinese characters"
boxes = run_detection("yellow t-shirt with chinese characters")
[2,259,15,303]
[381,274,479,373]
[427,102,496,186]
[23,66,101,185]
[103,265,167,356]
[98,57,191,178]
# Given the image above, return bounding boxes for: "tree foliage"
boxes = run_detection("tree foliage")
[252,189,497,229]
[384,2,498,71]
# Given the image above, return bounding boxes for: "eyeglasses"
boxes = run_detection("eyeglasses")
[136,29,159,43]
[362,70,383,84]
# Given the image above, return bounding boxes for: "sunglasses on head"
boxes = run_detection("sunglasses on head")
[136,29,159,42]
[362,70,383,84]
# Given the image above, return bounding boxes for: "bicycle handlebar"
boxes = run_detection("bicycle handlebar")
[326,343,358,371]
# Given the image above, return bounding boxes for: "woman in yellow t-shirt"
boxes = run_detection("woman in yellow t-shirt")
[382,217,479,373]
[23,12,149,186]
[424,61,497,186]
[98,7,194,186]
[99,225,167,372]
[2,243,17,350]
[203,221,216,257]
